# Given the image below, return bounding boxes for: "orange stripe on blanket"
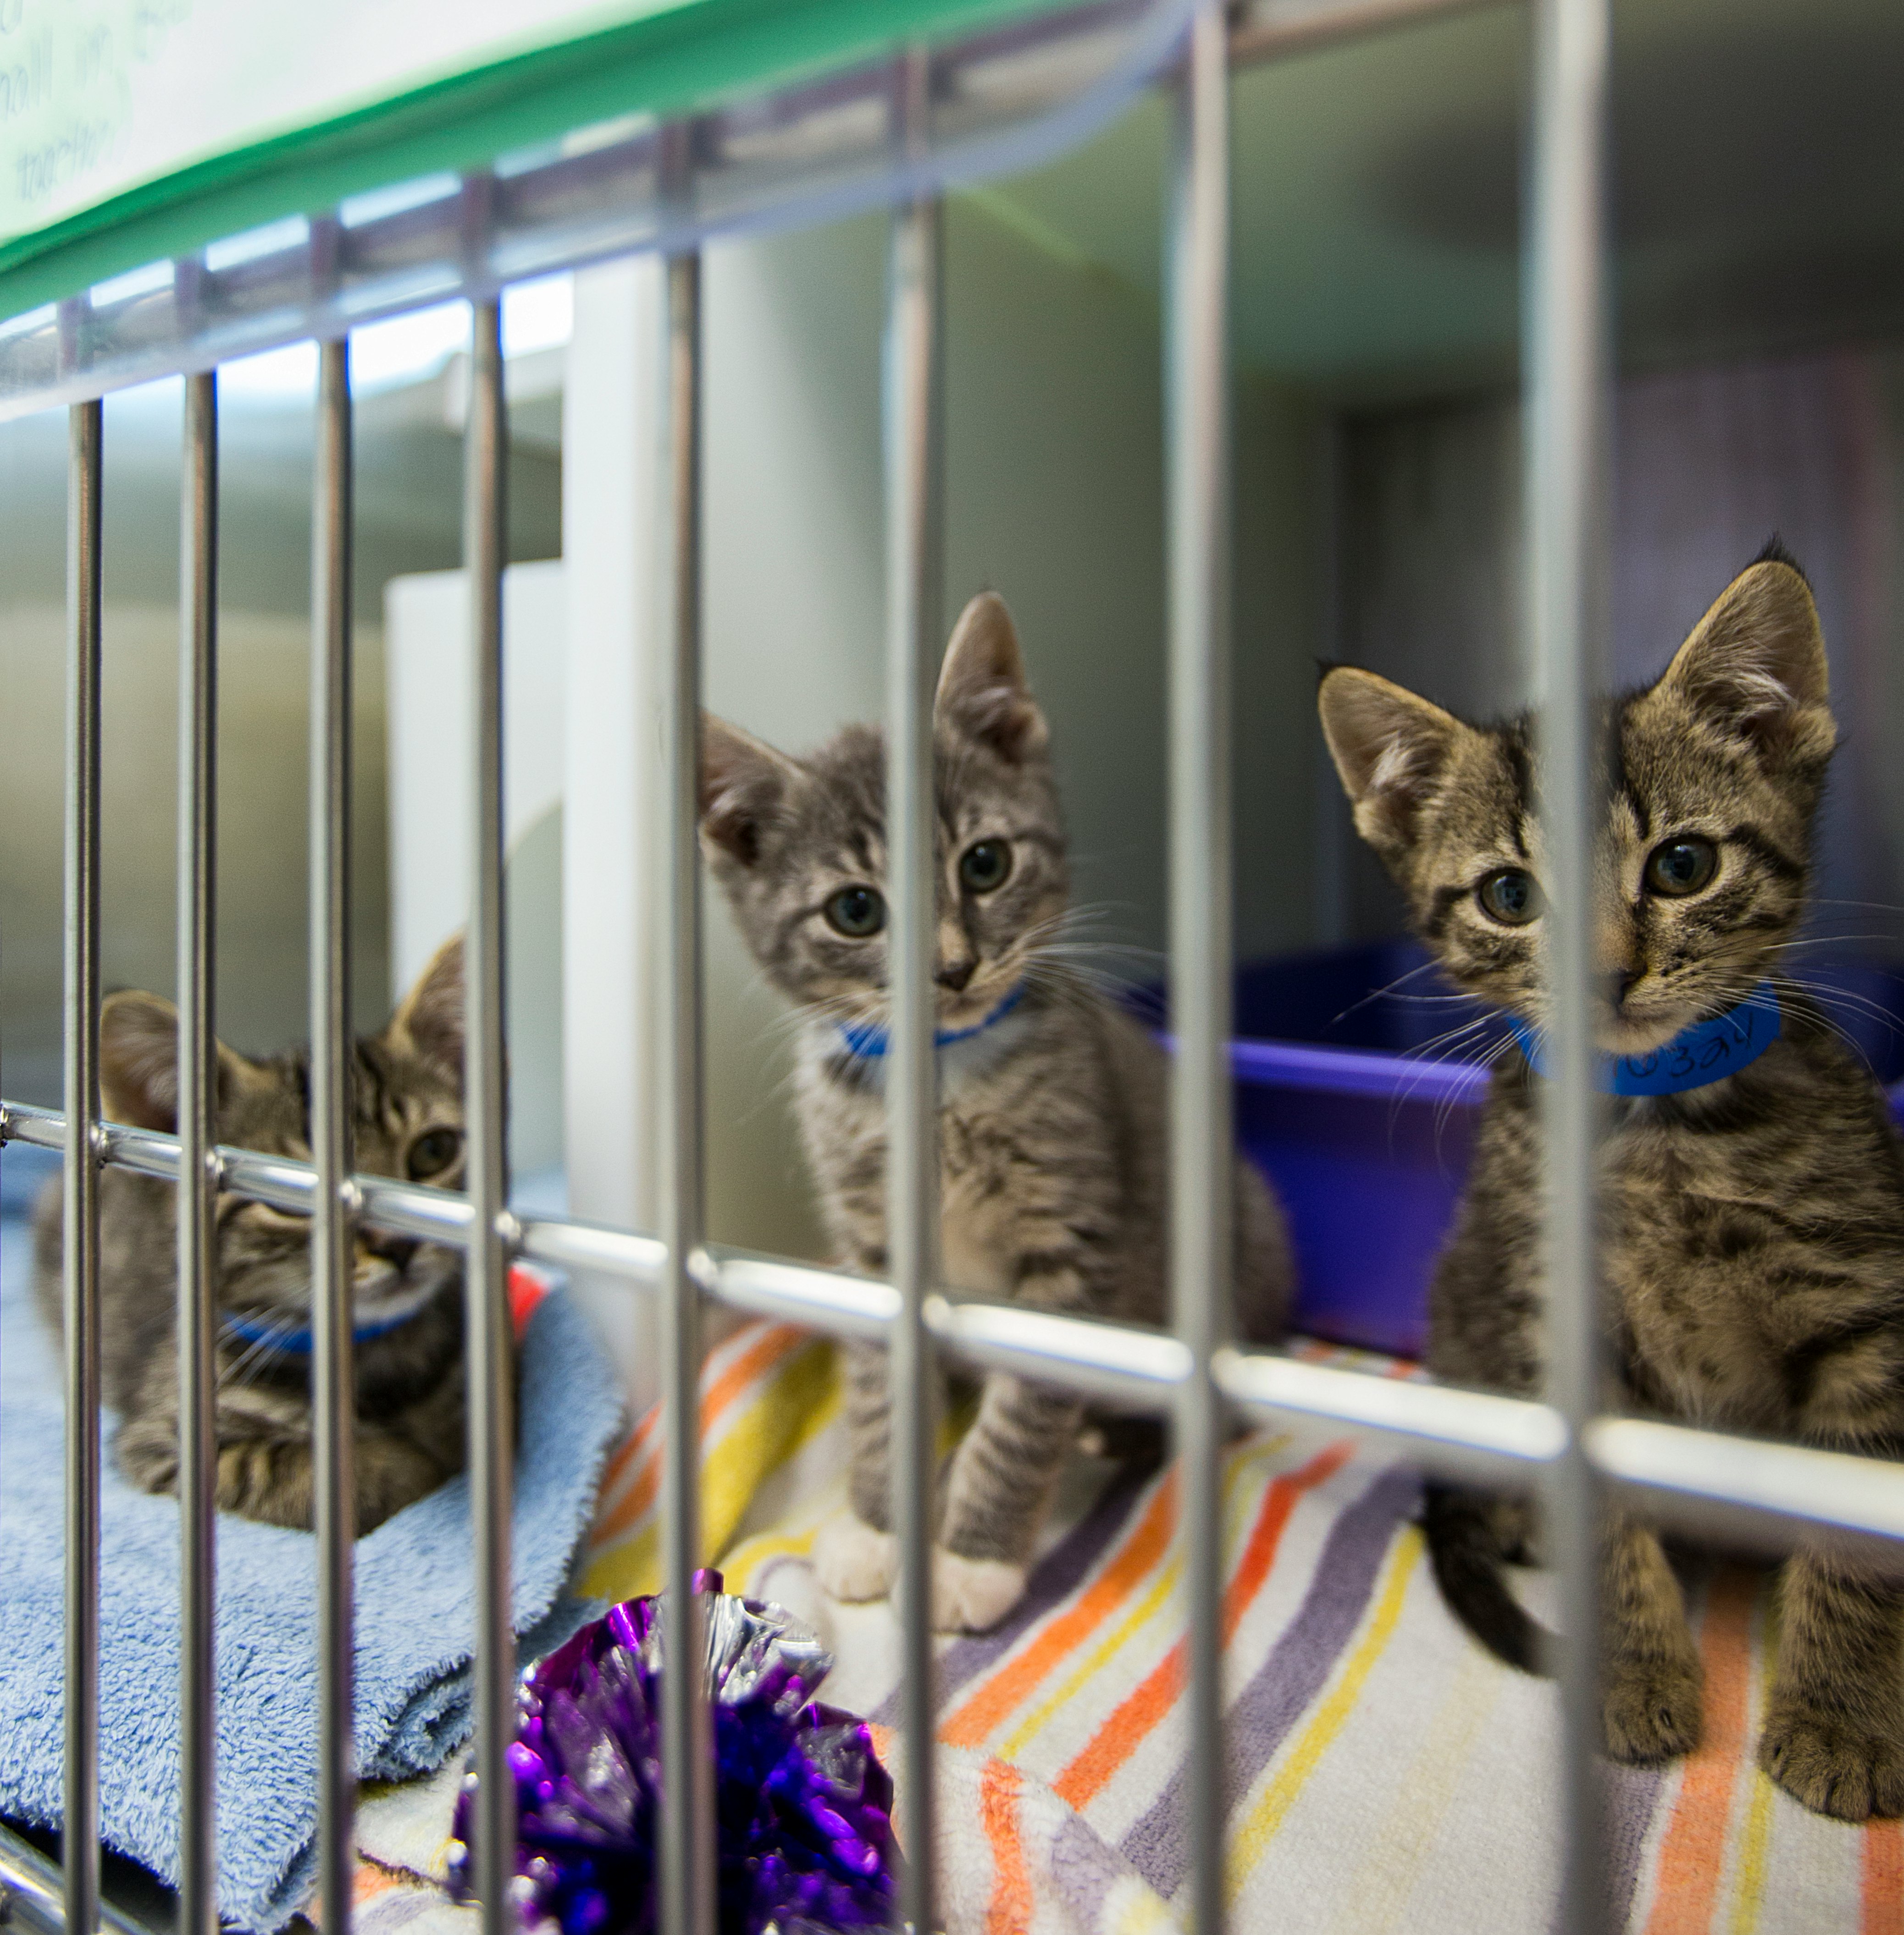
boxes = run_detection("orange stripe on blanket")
[940,1473,1180,1751]
[593,1324,807,1541]
[598,1404,660,1493]
[1865,1820,1904,1935]
[1053,1440,1353,1810]
[352,1864,399,1905]
[1643,1565,1758,1935]
[982,1760,1033,1935]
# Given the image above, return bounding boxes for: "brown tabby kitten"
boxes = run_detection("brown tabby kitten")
[35,938,479,1535]
[701,592,1293,1632]
[1318,547,1904,1820]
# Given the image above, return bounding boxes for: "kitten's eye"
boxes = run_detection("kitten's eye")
[407,1128,463,1180]
[825,886,886,938]
[1644,837,1718,898]
[959,840,1013,894]
[1477,868,1542,926]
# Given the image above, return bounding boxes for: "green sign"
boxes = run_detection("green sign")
[0,0,1051,319]
[0,0,688,250]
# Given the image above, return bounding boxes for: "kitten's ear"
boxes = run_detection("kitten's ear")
[935,593,1047,763]
[389,934,464,1077]
[1655,558,1833,766]
[100,992,183,1132]
[700,714,799,868]
[99,991,262,1132]
[1317,668,1465,856]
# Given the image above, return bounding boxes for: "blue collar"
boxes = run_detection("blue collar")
[222,1306,426,1358]
[837,983,1027,1061]
[1508,980,1782,1096]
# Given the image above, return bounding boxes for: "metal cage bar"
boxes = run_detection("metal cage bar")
[1165,5,1233,1929]
[310,336,358,1935]
[461,298,517,1935]
[61,397,103,1935]
[1527,0,1611,1927]
[176,368,220,1935]
[27,1095,1904,1554]
[18,1081,1904,1519]
[655,246,716,1935]
[884,53,946,1929]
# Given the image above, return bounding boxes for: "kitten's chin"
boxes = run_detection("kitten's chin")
[351,1267,445,1326]
[937,974,1022,1032]
[938,991,1002,1030]
[1509,1005,1700,1058]
[1596,1006,1699,1057]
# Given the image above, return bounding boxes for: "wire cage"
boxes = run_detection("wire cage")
[3,1,1904,1933]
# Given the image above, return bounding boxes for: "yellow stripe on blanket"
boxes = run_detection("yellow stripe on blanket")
[1728,1582,1779,1935]
[1228,1523,1425,1897]
[580,1330,840,1602]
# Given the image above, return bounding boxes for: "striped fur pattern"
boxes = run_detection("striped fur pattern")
[700,592,1292,1632]
[33,938,485,1533]
[1320,550,1904,1821]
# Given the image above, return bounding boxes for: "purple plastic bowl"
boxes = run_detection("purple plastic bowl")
[1185,944,1904,1360]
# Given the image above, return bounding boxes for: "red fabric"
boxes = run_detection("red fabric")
[509,1265,550,1338]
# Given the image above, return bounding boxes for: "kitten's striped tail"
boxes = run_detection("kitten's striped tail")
[1422,1483,1555,1675]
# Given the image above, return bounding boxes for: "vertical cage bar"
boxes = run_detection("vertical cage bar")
[311,337,358,1935]
[884,129,944,1935]
[61,398,103,1935]
[463,298,517,1935]
[1526,0,1609,1930]
[1166,7,1232,1931]
[655,247,714,1935]
[177,368,220,1935]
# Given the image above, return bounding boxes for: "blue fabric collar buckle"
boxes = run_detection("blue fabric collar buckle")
[837,982,1026,1061]
[1509,980,1782,1096]
[222,1305,426,1358]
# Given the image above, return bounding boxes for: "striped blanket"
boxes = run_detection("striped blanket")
[348,1322,1903,1935]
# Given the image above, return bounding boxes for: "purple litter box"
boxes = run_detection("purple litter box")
[1195,942,1904,1362]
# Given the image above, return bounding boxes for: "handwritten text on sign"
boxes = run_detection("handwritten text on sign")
[0,0,673,258]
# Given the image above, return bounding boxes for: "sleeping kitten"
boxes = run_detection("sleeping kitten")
[701,592,1293,1632]
[35,938,478,1534]
[1318,545,1904,1819]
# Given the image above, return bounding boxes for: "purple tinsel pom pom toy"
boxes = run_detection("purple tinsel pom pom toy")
[447,1570,902,1935]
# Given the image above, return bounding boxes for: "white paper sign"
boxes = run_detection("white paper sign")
[0,0,673,251]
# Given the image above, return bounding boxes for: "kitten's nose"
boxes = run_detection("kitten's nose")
[936,959,975,992]
[1606,968,1641,1009]
[364,1232,418,1272]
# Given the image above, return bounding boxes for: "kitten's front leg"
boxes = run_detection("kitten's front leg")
[812,1337,903,1603]
[1760,1546,1904,1819]
[116,1395,324,1531]
[1600,1512,1703,1764]
[935,1370,1082,1630]
[933,1260,1090,1631]
[211,1416,450,1531]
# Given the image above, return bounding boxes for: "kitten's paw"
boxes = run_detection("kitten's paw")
[933,1551,1026,1633]
[814,1514,897,1603]
[113,1418,180,1498]
[1602,1653,1704,1764]
[1760,1700,1904,1820]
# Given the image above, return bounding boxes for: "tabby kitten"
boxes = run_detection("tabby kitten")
[702,592,1293,1632]
[35,938,478,1535]
[1318,547,1904,1819]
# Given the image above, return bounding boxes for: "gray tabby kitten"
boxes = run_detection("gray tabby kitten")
[35,938,478,1534]
[1319,548,1904,1819]
[701,592,1292,1632]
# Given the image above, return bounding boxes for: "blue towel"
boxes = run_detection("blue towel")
[0,1144,625,1931]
